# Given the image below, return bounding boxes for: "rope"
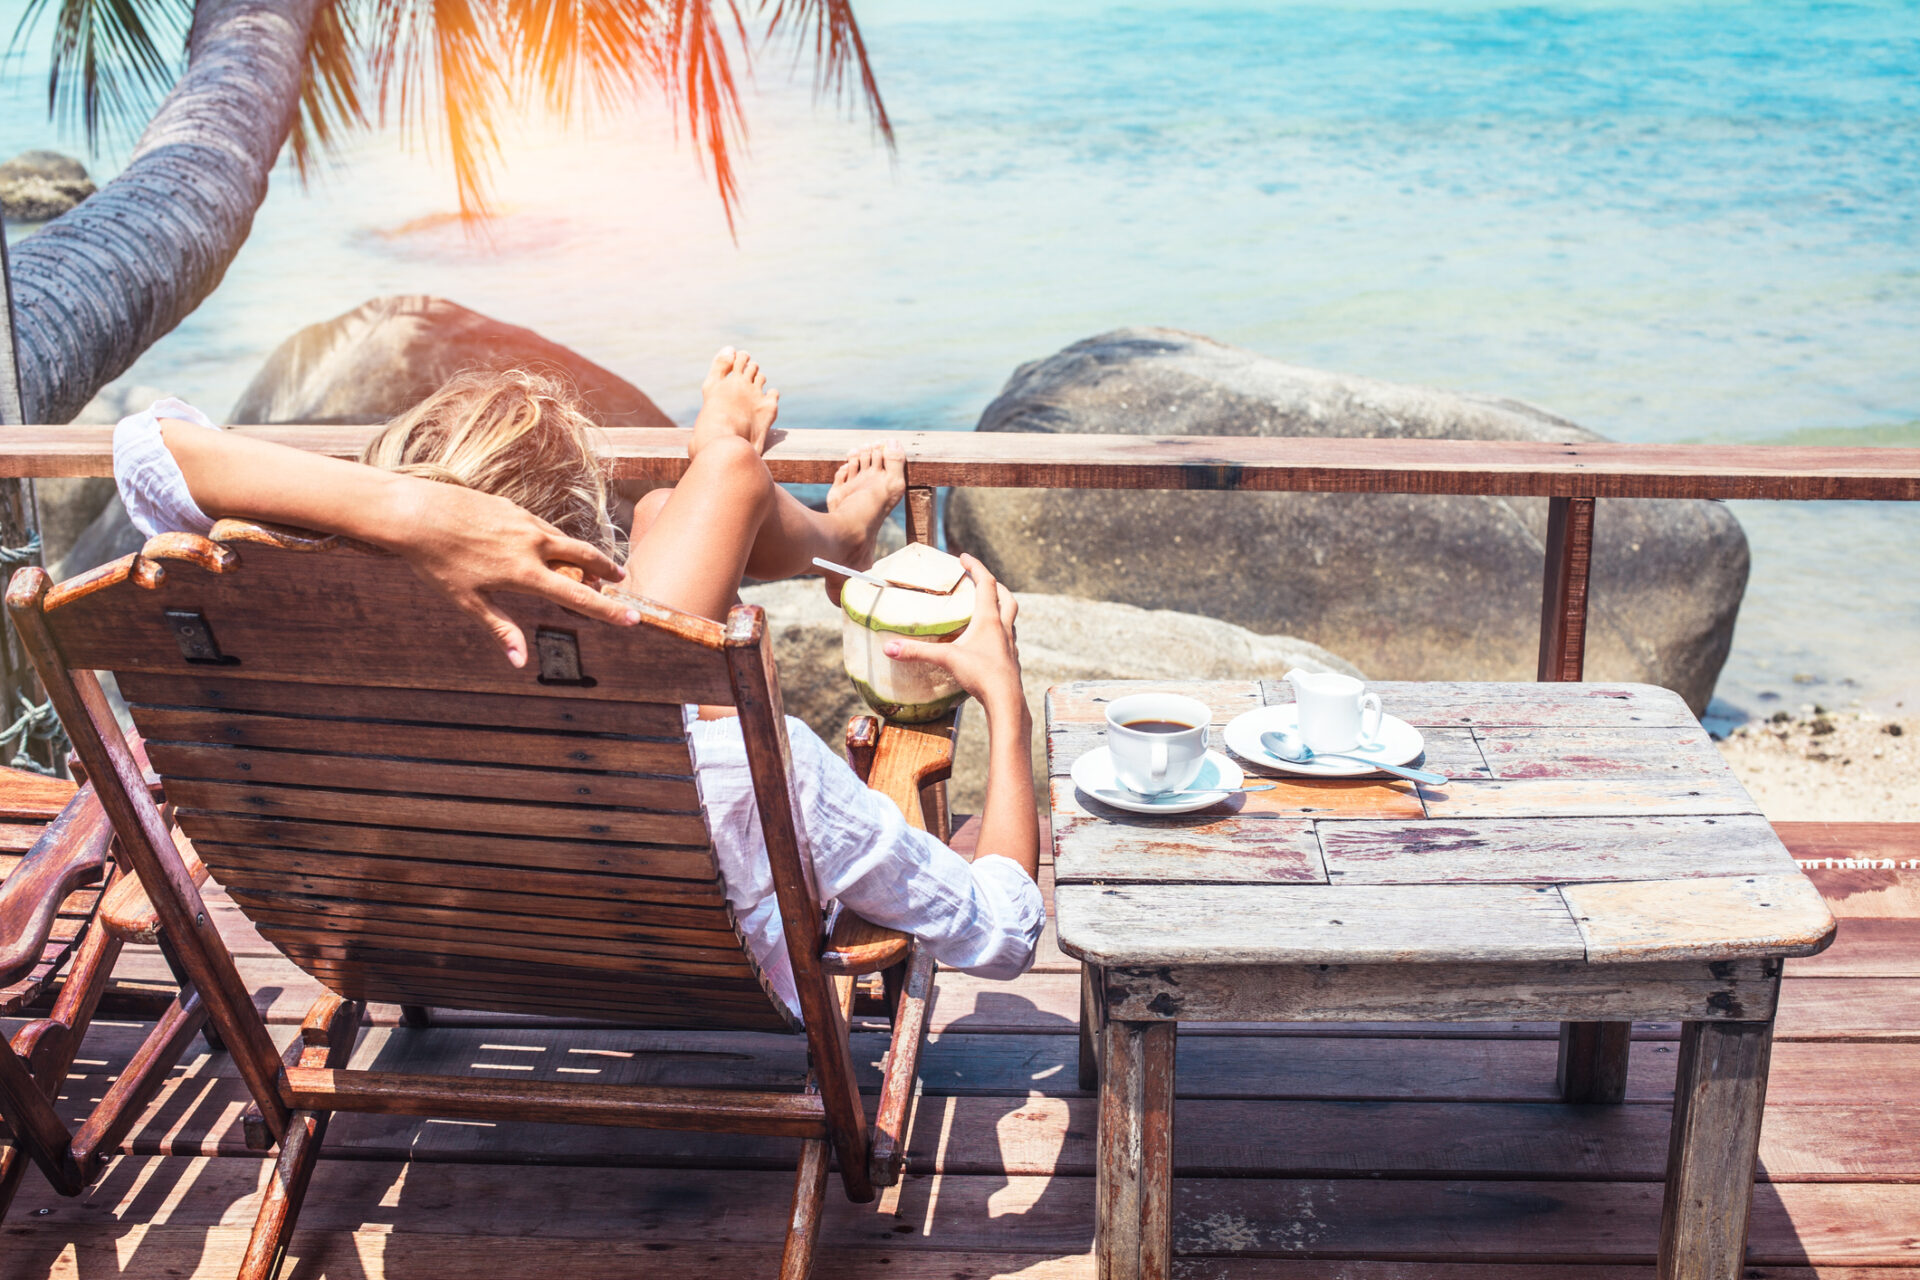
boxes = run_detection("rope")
[0,533,68,772]
[0,686,66,773]
[0,532,39,569]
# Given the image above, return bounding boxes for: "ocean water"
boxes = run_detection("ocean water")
[2,0,1916,719]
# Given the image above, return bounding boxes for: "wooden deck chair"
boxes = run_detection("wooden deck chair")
[6,520,951,1279]
[0,766,118,1215]
[1,757,218,1219]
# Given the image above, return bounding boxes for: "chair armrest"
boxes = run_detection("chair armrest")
[849,713,959,832]
[100,825,209,944]
[821,908,912,975]
[0,784,112,987]
[823,713,962,975]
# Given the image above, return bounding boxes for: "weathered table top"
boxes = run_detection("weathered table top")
[1048,680,1836,970]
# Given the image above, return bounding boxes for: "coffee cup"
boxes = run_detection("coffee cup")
[1283,669,1384,753]
[1105,693,1211,795]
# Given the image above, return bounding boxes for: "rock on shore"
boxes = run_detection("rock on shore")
[0,150,94,221]
[741,578,1359,813]
[230,296,676,428]
[944,328,1749,714]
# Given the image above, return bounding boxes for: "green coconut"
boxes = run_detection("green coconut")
[842,545,975,723]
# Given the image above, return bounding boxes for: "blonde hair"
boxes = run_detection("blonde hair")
[360,369,623,557]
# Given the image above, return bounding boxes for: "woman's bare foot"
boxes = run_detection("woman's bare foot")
[821,440,908,605]
[689,347,779,458]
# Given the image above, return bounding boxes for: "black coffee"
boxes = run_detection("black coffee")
[1121,719,1197,734]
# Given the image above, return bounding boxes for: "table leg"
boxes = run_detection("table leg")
[1079,964,1105,1091]
[1658,1019,1774,1280]
[1096,1018,1175,1280]
[1558,1020,1631,1103]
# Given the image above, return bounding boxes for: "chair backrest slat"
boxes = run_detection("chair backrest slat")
[49,531,736,705]
[41,529,798,1034]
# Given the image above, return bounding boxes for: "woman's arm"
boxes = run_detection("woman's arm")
[880,555,1040,881]
[159,420,639,667]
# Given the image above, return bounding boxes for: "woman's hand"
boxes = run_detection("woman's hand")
[882,555,1026,719]
[378,477,639,668]
[159,421,638,666]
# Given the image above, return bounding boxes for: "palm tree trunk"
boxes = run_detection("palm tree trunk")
[8,0,323,425]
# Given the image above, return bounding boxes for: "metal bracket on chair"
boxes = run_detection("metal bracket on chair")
[165,610,238,666]
[534,627,594,687]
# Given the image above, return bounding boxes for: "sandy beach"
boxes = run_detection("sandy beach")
[1717,706,1920,822]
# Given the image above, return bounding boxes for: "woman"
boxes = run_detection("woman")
[112,351,1044,1016]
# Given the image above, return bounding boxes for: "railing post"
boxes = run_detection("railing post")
[904,486,937,548]
[1537,495,1595,682]
[1538,494,1623,1100]
[902,484,950,839]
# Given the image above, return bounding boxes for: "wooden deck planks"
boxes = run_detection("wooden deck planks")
[14,1161,1920,1265]
[6,824,1916,1279]
[28,1051,1920,1183]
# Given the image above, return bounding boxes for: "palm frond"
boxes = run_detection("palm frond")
[507,0,654,122]
[363,0,508,218]
[501,0,752,230]
[11,0,189,151]
[663,0,749,230]
[765,0,890,145]
[287,0,369,181]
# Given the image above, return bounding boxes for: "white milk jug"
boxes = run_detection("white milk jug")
[1283,669,1384,753]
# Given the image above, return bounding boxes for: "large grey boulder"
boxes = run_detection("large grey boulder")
[741,579,1359,814]
[230,295,676,428]
[944,328,1749,714]
[0,150,95,221]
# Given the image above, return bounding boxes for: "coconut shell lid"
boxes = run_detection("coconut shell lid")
[867,542,968,594]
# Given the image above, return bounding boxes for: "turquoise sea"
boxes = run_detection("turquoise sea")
[3,0,1917,719]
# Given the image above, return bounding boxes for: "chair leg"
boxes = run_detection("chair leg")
[779,1136,831,1280]
[238,995,363,1280]
[0,1144,29,1221]
[0,914,123,1206]
[70,987,211,1178]
[238,1107,332,1280]
[869,944,935,1187]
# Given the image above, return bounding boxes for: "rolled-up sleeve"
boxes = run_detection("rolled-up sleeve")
[113,398,220,538]
[792,723,1045,980]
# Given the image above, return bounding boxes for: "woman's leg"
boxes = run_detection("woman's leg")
[623,354,903,621]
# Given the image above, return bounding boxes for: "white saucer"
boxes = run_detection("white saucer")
[1069,747,1246,815]
[1223,705,1425,778]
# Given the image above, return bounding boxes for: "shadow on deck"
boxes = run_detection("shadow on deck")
[7,832,1920,1280]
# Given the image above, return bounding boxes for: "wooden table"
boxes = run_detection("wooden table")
[1048,679,1836,1280]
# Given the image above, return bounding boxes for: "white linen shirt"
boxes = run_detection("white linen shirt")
[112,399,1045,1018]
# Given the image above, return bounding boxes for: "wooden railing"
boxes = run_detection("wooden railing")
[5,425,1919,682]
